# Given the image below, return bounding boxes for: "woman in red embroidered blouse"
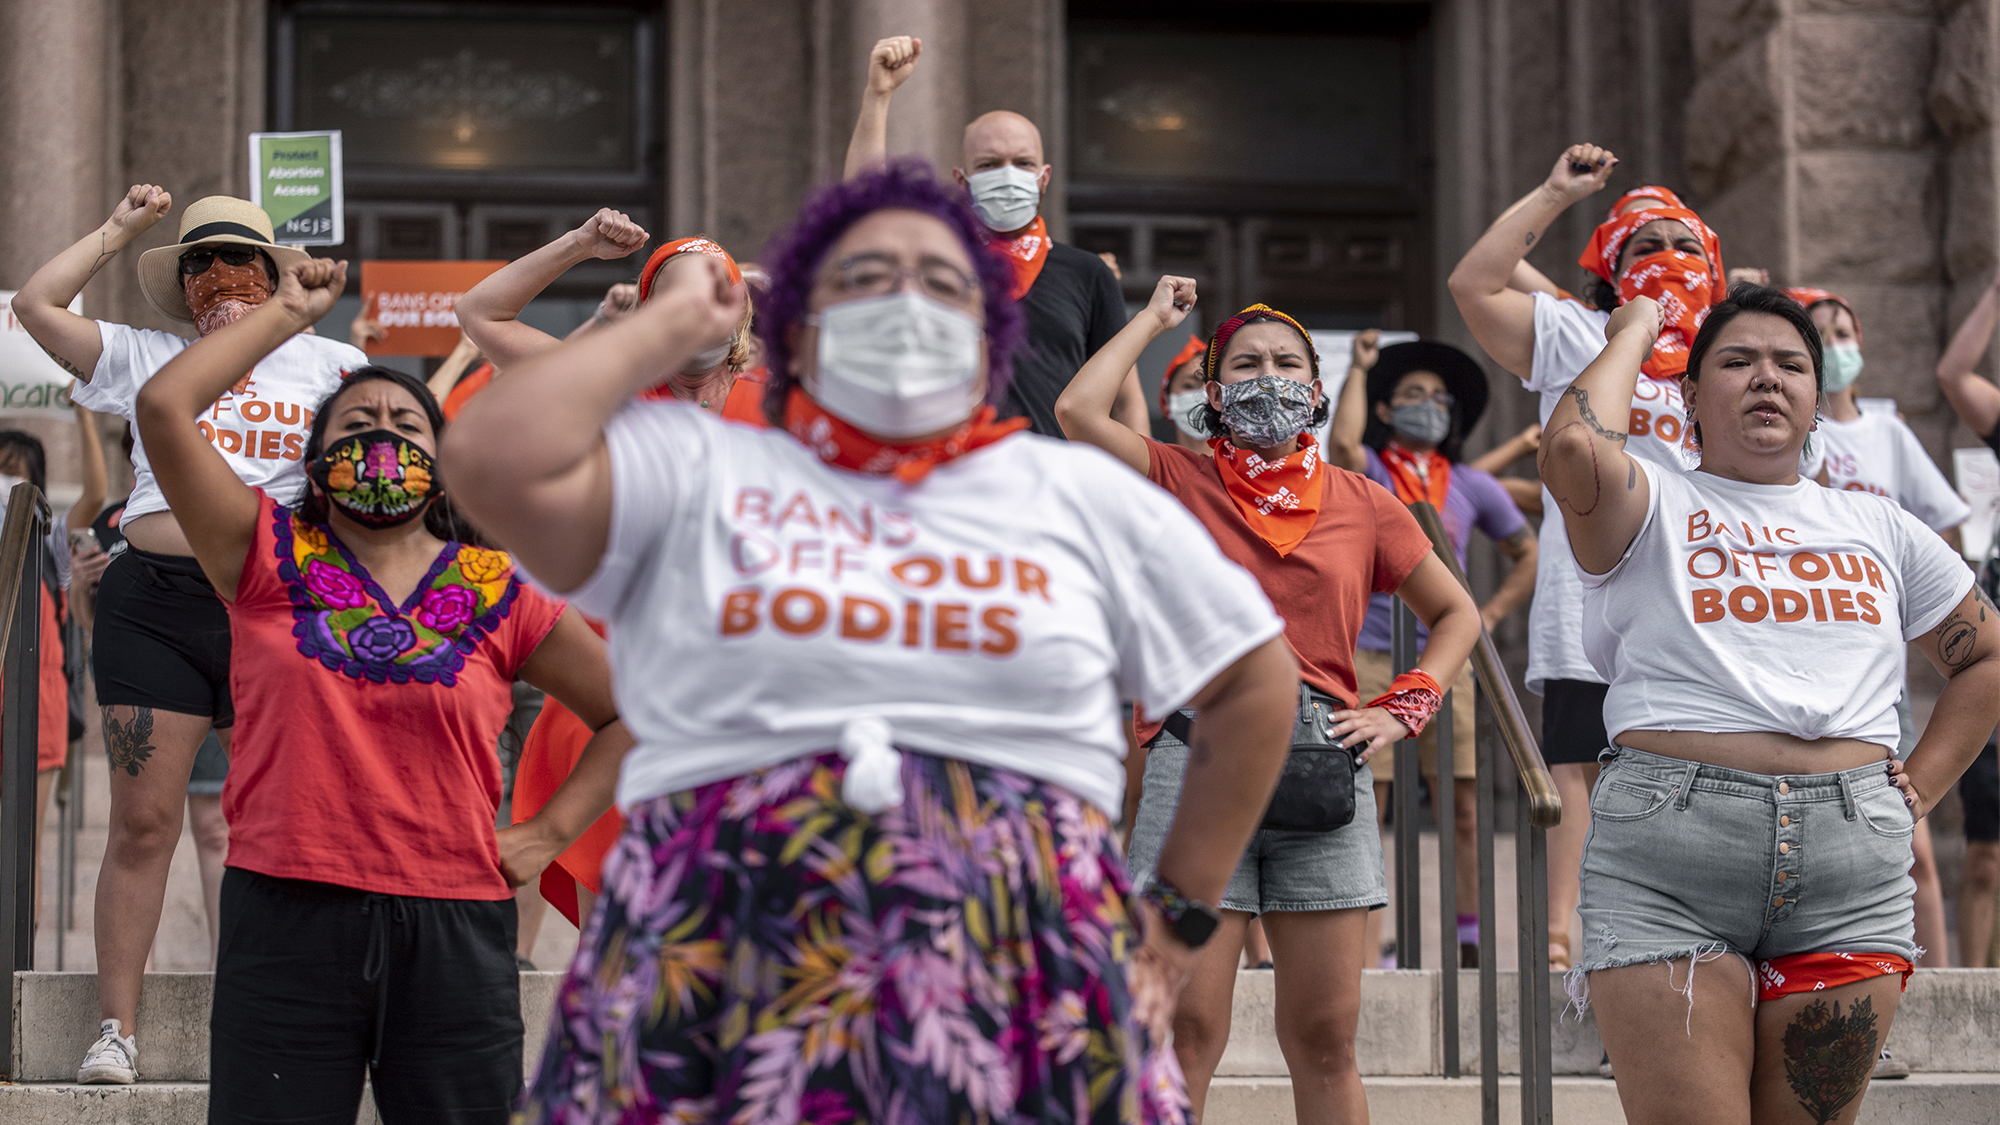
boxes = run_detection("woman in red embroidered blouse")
[132,256,632,1125]
[1055,275,1483,1124]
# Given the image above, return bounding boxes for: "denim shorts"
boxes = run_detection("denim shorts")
[1575,745,1917,980]
[1126,715,1387,915]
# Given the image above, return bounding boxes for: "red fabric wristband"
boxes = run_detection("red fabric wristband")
[1364,669,1445,739]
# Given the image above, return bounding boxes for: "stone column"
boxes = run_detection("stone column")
[1931,0,2000,450]
[1689,0,1951,456]
[0,0,110,299]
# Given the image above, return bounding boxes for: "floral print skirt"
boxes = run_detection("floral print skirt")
[516,750,1191,1125]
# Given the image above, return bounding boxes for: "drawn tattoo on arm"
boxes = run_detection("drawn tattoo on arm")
[86,232,115,276]
[104,706,156,777]
[1560,385,1629,444]
[37,343,86,381]
[1935,590,1987,673]
[1782,995,1878,1124]
[1500,526,1536,558]
[1525,231,1537,248]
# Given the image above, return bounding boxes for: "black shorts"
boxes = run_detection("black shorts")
[1540,678,1610,766]
[1963,739,1999,844]
[91,546,232,726]
[209,869,523,1124]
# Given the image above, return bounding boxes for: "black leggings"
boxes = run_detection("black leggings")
[208,869,522,1125]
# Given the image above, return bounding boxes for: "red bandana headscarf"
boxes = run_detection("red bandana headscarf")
[784,388,1026,485]
[1784,287,1860,344]
[638,236,742,302]
[1208,433,1325,556]
[1579,203,1723,380]
[1157,333,1208,417]
[985,216,1052,301]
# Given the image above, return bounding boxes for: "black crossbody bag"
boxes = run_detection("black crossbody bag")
[1158,683,1360,832]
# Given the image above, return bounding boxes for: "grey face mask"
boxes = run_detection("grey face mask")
[1389,401,1452,445]
[1218,375,1316,447]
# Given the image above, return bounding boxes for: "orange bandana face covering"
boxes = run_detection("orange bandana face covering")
[985,216,1051,301]
[186,260,273,336]
[1207,433,1324,556]
[1617,249,1715,379]
[784,387,1026,485]
[1379,443,1452,511]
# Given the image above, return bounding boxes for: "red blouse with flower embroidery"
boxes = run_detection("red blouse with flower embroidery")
[221,491,565,899]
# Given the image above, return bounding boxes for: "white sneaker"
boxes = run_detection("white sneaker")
[77,1019,137,1084]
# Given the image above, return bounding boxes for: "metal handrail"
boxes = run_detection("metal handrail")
[1406,502,1560,828]
[0,480,51,1080]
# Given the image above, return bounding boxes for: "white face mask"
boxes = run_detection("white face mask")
[1166,389,1210,440]
[808,291,985,438]
[681,337,733,375]
[965,165,1042,233]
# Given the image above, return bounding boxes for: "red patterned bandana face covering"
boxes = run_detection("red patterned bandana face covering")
[186,259,274,337]
[1617,249,1715,380]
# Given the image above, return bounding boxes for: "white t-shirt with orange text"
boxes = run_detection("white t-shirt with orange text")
[1581,459,1972,750]
[1817,400,1970,533]
[565,399,1286,816]
[1524,292,1701,692]
[75,321,359,522]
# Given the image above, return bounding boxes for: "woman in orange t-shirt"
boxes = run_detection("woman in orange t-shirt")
[1056,277,1482,1123]
[133,255,634,1122]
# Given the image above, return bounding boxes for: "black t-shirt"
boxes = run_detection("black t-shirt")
[1001,242,1127,438]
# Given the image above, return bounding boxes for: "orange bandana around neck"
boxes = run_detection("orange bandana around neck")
[784,388,1026,485]
[985,216,1051,301]
[1208,433,1324,556]
[1379,442,1452,510]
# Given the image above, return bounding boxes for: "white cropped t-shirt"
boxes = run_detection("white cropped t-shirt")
[556,399,1285,817]
[1581,459,1973,750]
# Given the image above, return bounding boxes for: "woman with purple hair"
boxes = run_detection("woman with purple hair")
[444,159,1300,1124]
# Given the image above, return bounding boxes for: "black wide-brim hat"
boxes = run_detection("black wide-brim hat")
[1366,340,1490,434]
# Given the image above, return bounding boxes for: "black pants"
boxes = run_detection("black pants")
[208,869,523,1125]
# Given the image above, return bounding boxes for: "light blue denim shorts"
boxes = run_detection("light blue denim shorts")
[1125,714,1387,915]
[1575,745,1917,979]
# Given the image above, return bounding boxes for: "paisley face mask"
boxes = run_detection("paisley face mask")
[310,431,436,530]
[1216,374,1317,447]
[184,258,274,337]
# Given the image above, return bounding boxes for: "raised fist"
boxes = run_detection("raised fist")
[274,257,348,326]
[868,36,922,96]
[1146,275,1198,331]
[1350,328,1381,373]
[109,184,171,237]
[1605,294,1662,344]
[572,208,649,261]
[1547,145,1617,201]
[596,282,640,323]
[653,253,746,355]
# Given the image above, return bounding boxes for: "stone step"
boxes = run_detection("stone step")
[17,968,2000,1083]
[6,1074,1997,1125]
[1205,1074,2000,1125]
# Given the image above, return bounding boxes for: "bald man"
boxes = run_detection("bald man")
[846,36,1145,438]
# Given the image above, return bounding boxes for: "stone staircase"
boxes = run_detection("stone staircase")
[6,969,1998,1122]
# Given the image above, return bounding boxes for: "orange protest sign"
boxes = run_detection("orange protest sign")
[359,261,505,357]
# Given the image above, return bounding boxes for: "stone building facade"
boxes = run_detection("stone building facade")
[2,0,1997,614]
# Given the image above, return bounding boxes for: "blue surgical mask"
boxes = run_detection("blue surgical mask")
[1390,401,1452,445]
[1822,342,1864,393]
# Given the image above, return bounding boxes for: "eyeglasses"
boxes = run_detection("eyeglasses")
[822,253,979,308]
[179,246,266,276]
[1393,388,1456,407]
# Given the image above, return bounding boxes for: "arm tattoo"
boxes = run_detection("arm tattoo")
[86,231,115,276]
[1501,526,1536,557]
[1628,460,1637,491]
[1935,590,1988,673]
[1524,231,1537,247]
[37,342,86,380]
[104,706,156,776]
[1782,995,1879,1124]
[1559,385,1629,444]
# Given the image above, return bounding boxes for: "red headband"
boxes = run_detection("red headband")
[639,236,742,302]
[1579,205,1725,305]
[1158,333,1208,415]
[1605,185,1692,221]
[1784,287,1861,345]
[1205,304,1318,381]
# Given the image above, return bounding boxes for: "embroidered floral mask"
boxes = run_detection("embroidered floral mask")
[310,431,436,530]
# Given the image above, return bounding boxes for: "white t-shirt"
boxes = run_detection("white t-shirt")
[1582,459,1972,750]
[72,322,360,523]
[1524,292,1701,692]
[563,400,1286,817]
[1817,400,1970,532]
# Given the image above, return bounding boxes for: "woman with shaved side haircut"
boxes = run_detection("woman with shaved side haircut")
[1545,283,1999,1124]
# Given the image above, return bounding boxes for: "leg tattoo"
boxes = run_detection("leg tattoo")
[104,707,157,777]
[1782,995,1879,1124]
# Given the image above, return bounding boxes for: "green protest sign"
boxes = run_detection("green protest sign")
[248,130,343,246]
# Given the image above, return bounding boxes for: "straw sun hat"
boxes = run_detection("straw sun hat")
[136,196,312,324]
